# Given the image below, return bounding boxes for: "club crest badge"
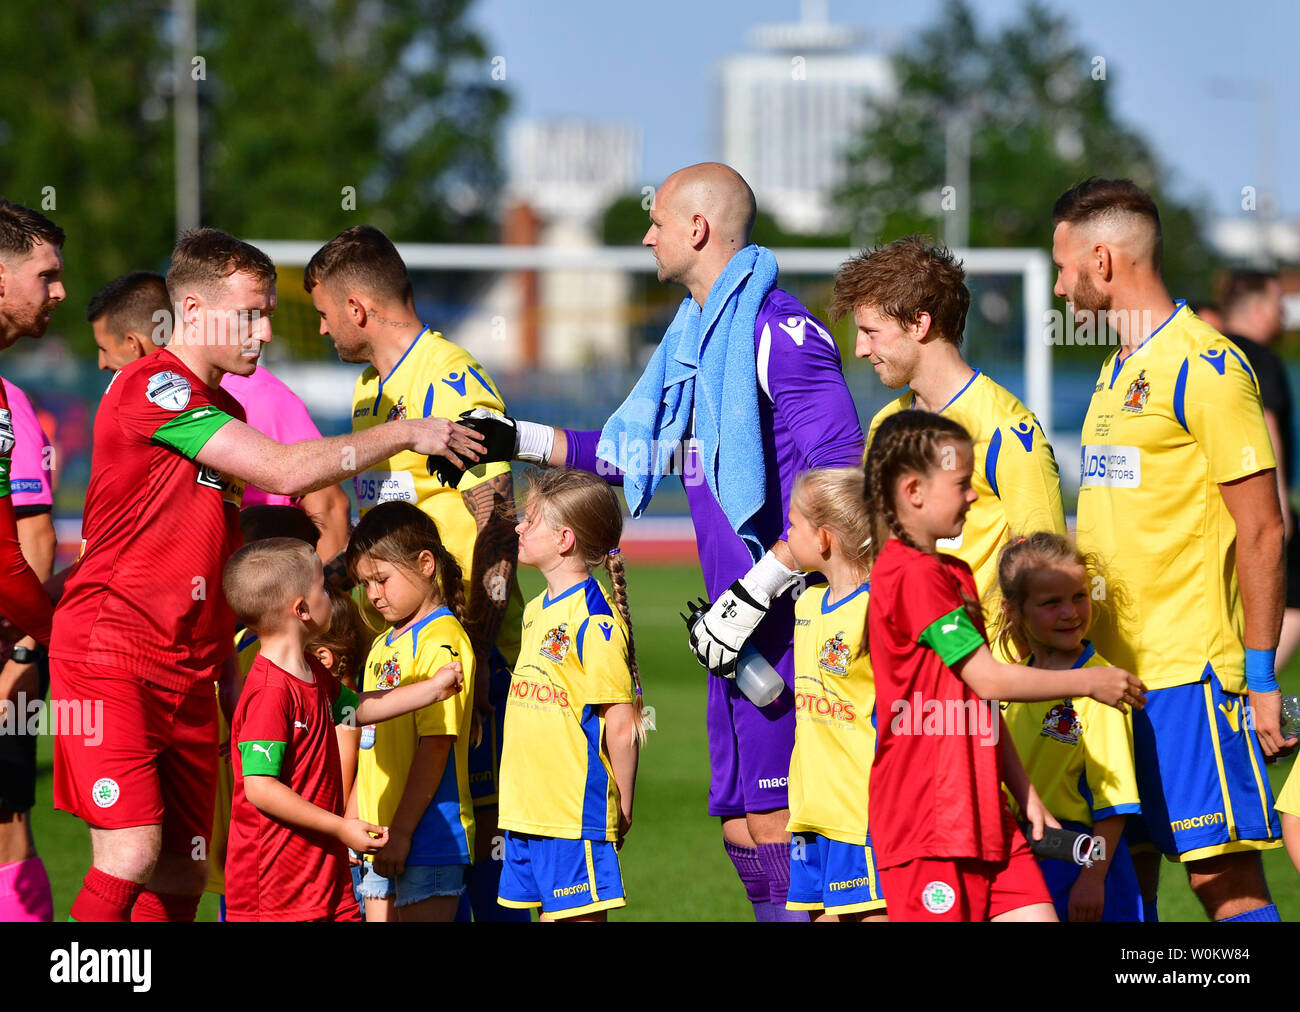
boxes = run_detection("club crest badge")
[540,623,571,664]
[386,396,407,422]
[1040,699,1082,745]
[817,632,851,676]
[375,655,402,689]
[1122,370,1150,413]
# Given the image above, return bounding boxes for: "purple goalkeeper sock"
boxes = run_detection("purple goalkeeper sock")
[724,840,773,921]
[757,841,808,922]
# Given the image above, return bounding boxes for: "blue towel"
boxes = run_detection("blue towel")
[597,244,778,561]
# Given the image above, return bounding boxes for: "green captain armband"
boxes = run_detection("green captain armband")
[332,685,359,727]
[917,607,985,668]
[152,406,234,459]
[238,740,285,776]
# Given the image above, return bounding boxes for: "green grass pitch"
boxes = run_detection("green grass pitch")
[29,562,1300,921]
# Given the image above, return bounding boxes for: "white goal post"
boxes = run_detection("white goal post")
[253,241,1056,435]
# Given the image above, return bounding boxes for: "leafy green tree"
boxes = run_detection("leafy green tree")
[836,0,1218,301]
[0,1,509,355]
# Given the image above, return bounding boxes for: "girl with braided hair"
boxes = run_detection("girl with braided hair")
[497,468,646,920]
[862,410,1145,921]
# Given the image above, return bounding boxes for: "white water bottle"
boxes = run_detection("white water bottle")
[735,646,786,708]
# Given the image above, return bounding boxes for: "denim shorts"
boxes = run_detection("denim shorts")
[358,861,468,906]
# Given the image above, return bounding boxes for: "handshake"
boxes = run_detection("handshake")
[426,409,556,487]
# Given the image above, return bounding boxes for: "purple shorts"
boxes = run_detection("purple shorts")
[706,639,796,818]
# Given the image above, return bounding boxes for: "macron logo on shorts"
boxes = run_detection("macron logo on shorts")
[757,776,788,790]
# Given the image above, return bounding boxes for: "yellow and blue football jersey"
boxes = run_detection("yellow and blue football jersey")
[786,582,876,845]
[1002,643,1140,827]
[498,577,635,843]
[1076,303,1275,692]
[867,370,1066,602]
[356,607,477,864]
[351,327,522,665]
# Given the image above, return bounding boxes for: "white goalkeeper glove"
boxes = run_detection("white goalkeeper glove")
[429,409,556,486]
[686,551,801,679]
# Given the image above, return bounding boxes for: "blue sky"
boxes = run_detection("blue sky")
[472,0,1300,221]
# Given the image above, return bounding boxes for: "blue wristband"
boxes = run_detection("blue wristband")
[1245,648,1278,693]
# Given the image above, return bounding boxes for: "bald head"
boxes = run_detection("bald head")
[659,163,757,249]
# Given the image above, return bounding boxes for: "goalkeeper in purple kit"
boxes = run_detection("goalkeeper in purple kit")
[451,163,863,919]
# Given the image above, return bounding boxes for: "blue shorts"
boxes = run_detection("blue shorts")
[1037,820,1143,921]
[1124,666,1281,860]
[358,861,467,907]
[497,831,625,919]
[787,832,887,915]
[468,648,511,807]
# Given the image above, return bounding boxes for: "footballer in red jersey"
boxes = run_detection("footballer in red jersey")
[50,228,485,923]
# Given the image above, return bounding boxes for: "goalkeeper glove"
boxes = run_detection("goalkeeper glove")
[685,551,800,679]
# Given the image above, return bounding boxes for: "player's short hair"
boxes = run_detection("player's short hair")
[1222,269,1280,316]
[223,537,319,633]
[1051,178,1163,269]
[0,199,65,261]
[828,236,970,346]
[166,228,276,304]
[238,504,323,549]
[302,225,414,305]
[86,271,170,342]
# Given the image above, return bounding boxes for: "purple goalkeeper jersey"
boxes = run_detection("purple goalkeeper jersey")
[567,288,864,663]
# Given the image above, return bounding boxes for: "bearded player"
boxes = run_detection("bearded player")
[1055,178,1288,922]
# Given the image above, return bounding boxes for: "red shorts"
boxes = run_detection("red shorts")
[51,660,218,854]
[879,821,1052,922]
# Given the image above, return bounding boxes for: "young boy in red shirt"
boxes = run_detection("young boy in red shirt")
[222,537,463,921]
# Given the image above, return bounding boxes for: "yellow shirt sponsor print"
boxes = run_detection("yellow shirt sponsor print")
[498,577,635,842]
[787,582,876,846]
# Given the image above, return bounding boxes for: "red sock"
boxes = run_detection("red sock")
[69,867,144,923]
[131,889,201,922]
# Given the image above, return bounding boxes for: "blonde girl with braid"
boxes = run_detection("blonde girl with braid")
[861,410,1145,922]
[497,468,645,921]
[346,500,478,922]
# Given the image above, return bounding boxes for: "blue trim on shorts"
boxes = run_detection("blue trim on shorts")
[497,831,624,915]
[1126,665,1280,856]
[787,832,885,911]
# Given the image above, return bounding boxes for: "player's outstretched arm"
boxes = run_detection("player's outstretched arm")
[195,416,485,498]
[954,646,1145,711]
[352,662,464,725]
[1219,470,1292,756]
[242,774,387,853]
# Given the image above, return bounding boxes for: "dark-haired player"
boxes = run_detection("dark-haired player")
[0,198,68,921]
[305,224,525,921]
[50,228,484,922]
[1055,178,1287,922]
